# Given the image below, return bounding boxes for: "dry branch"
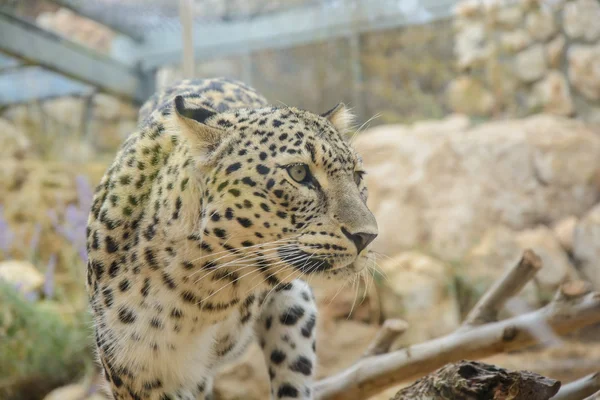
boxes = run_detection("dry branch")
[390,360,560,400]
[584,391,600,400]
[460,249,542,329]
[362,319,408,358]
[314,249,600,400]
[553,373,600,400]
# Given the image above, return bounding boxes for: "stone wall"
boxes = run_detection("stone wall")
[449,0,600,123]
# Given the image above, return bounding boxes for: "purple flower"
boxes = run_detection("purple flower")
[29,223,42,254]
[44,254,57,298]
[0,205,14,254]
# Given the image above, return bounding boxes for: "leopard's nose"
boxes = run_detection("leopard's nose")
[341,227,378,254]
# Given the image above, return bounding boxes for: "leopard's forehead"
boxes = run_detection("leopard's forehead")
[207,106,358,175]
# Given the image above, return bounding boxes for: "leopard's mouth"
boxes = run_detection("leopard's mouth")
[277,246,333,273]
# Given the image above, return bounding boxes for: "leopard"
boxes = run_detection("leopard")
[86,77,378,400]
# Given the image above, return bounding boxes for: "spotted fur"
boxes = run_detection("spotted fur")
[86,77,378,400]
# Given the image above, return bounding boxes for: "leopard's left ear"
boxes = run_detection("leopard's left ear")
[172,95,225,163]
[321,103,354,135]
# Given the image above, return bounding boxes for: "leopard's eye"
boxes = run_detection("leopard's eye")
[354,171,365,186]
[287,164,311,184]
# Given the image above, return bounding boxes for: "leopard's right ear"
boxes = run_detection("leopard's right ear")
[172,95,225,162]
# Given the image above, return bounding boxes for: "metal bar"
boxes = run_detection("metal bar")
[0,12,146,103]
[0,66,94,106]
[137,0,459,70]
[179,0,195,77]
[47,0,145,41]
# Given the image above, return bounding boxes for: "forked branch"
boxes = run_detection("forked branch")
[314,250,600,400]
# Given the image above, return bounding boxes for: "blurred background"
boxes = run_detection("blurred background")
[1,0,600,399]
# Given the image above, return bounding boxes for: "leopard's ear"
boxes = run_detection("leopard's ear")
[173,95,225,162]
[321,103,354,135]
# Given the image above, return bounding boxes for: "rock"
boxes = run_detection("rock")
[464,225,540,308]
[564,0,600,42]
[529,71,574,116]
[455,21,489,70]
[568,44,600,101]
[0,260,44,294]
[446,77,495,116]
[0,118,31,159]
[355,115,600,260]
[454,0,482,18]
[515,226,578,299]
[573,204,600,289]
[494,5,524,28]
[43,383,88,400]
[411,114,471,135]
[552,216,578,253]
[525,8,556,41]
[514,44,547,82]
[500,29,532,53]
[546,35,565,68]
[378,252,461,347]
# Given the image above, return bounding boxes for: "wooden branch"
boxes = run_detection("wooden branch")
[362,319,408,358]
[553,373,600,400]
[390,360,560,400]
[584,390,600,400]
[315,279,600,400]
[460,249,542,329]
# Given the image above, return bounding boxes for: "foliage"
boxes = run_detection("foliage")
[0,282,94,400]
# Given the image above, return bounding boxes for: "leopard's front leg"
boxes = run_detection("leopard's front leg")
[256,280,318,399]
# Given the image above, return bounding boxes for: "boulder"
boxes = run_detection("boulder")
[573,204,600,289]
[545,35,565,68]
[0,260,44,295]
[514,44,547,83]
[515,226,578,299]
[568,44,600,101]
[528,71,574,116]
[0,119,32,159]
[446,76,495,116]
[564,0,600,42]
[378,252,461,347]
[525,8,556,42]
[463,225,539,308]
[552,216,578,253]
[355,115,600,260]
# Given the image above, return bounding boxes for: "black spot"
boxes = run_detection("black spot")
[270,349,286,364]
[265,315,272,330]
[272,120,283,128]
[150,317,163,329]
[162,272,176,289]
[225,208,234,220]
[256,165,270,175]
[105,236,119,253]
[229,188,241,197]
[289,356,313,376]
[141,277,151,297]
[118,279,130,292]
[242,177,256,187]
[109,261,120,278]
[118,307,136,324]
[102,287,113,307]
[259,152,268,160]
[214,228,227,238]
[280,305,305,325]
[226,162,241,174]
[171,308,183,319]
[301,314,316,338]
[237,217,253,228]
[277,384,298,398]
